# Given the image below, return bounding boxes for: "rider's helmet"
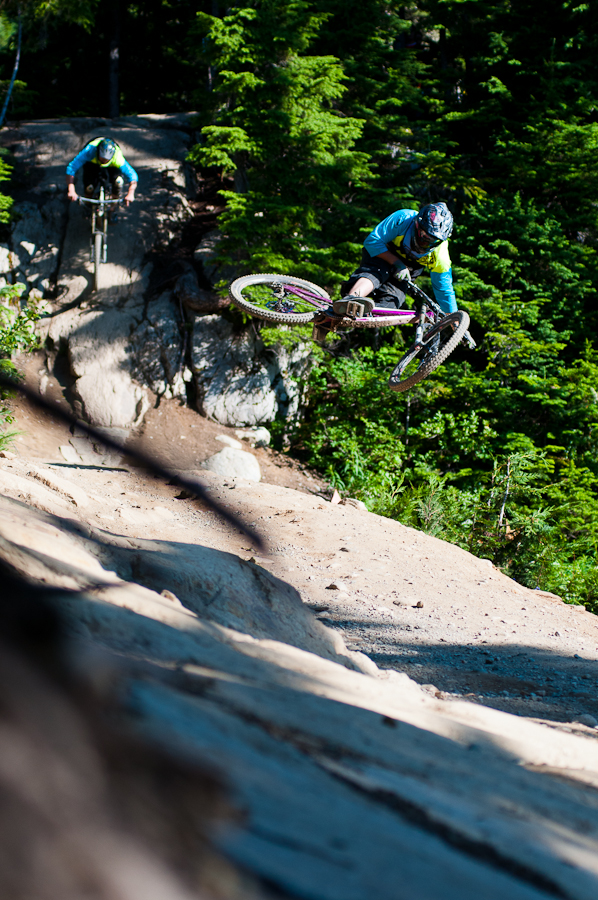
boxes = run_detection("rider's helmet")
[97,138,116,164]
[412,202,454,253]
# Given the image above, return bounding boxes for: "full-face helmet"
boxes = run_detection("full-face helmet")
[412,202,454,253]
[97,138,116,164]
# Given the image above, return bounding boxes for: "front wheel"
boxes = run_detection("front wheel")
[388,310,470,392]
[229,273,330,324]
[93,232,102,292]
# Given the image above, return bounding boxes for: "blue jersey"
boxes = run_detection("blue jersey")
[66,139,138,183]
[364,209,457,314]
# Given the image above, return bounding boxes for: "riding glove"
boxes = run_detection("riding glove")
[394,262,412,281]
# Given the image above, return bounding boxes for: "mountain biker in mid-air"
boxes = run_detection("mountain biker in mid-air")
[65,137,138,212]
[333,201,457,317]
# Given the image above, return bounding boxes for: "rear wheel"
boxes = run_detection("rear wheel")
[388,310,470,392]
[93,232,102,292]
[229,273,329,324]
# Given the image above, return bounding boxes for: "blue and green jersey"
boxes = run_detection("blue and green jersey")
[364,209,456,314]
[66,137,138,183]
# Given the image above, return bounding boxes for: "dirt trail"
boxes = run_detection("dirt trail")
[5,402,598,734]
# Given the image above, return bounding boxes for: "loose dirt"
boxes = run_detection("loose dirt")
[6,370,598,737]
[11,349,324,494]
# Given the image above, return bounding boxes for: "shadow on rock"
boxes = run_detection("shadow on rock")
[0,495,375,676]
[175,261,231,314]
[100,531,374,673]
[0,561,235,900]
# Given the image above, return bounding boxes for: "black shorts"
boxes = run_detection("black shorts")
[82,162,122,193]
[341,249,421,309]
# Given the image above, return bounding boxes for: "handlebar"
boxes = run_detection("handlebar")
[402,277,477,349]
[402,277,443,317]
[78,196,123,205]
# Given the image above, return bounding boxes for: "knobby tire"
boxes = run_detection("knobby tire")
[327,311,414,330]
[388,310,470,392]
[229,273,330,324]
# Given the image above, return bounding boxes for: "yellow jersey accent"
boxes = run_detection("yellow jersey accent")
[391,233,452,274]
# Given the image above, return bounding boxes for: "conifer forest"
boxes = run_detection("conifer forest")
[2,0,598,607]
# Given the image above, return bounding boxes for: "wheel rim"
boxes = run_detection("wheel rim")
[238,281,323,316]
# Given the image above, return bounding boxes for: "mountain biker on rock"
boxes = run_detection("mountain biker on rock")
[66,137,138,208]
[333,202,456,317]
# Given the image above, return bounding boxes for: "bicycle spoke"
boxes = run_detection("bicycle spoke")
[399,329,445,378]
[389,310,470,392]
[239,282,321,316]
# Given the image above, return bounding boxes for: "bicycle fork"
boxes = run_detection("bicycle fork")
[102,214,108,263]
[413,303,428,350]
[90,209,108,263]
[90,209,96,260]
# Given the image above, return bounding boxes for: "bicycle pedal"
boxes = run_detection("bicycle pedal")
[348,300,365,317]
[332,296,374,318]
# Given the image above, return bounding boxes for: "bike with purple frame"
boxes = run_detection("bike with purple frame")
[228,272,475,392]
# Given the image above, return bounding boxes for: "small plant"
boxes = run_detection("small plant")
[0,282,39,448]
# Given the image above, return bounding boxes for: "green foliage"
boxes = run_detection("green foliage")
[259,321,320,355]
[265,0,598,611]
[0,283,39,357]
[189,0,374,285]
[0,282,39,446]
[0,11,15,49]
[0,148,12,224]
[0,0,99,29]
[0,78,36,116]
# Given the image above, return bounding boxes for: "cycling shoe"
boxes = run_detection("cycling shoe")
[332,295,375,317]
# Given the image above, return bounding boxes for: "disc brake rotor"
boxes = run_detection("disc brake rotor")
[266,298,299,313]
[263,285,299,313]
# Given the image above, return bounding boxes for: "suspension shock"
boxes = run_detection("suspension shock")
[414,303,427,348]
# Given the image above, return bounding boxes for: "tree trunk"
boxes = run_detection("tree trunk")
[108,0,120,118]
[208,0,219,91]
[233,153,249,193]
[0,8,22,129]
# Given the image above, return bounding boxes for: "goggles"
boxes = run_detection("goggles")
[414,220,442,251]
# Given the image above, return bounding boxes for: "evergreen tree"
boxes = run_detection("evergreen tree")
[189,0,375,284]
[0,0,99,119]
[277,0,598,606]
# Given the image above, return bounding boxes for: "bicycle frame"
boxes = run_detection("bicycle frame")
[289,277,476,350]
[230,271,477,391]
[77,177,122,289]
[78,197,122,257]
[281,281,433,324]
